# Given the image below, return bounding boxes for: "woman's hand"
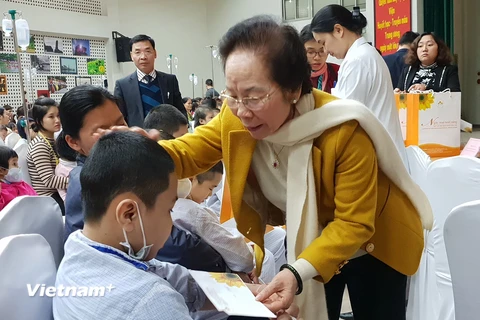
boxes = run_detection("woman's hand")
[408,83,427,92]
[254,269,298,313]
[93,126,160,142]
[247,283,300,320]
[394,88,402,93]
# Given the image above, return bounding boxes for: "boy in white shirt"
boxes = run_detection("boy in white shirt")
[54,131,206,319]
[173,162,277,283]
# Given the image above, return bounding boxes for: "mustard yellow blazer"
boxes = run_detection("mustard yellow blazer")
[160,89,423,283]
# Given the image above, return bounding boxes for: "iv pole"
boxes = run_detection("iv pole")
[6,9,30,142]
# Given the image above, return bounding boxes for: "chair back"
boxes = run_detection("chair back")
[5,132,21,149]
[0,196,64,268]
[14,139,31,185]
[0,234,56,320]
[405,146,439,320]
[406,145,431,188]
[444,200,480,320]
[424,156,480,320]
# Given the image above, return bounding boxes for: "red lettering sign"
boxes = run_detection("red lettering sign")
[375,0,412,55]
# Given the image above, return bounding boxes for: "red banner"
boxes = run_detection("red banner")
[375,0,412,55]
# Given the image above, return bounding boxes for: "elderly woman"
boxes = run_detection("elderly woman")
[99,16,431,320]
[299,24,339,94]
[395,32,461,92]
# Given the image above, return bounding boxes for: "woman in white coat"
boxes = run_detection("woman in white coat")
[311,4,408,169]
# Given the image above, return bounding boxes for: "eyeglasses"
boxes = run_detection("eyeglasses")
[220,88,278,111]
[306,49,326,58]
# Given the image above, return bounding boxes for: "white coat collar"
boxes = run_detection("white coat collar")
[344,37,368,60]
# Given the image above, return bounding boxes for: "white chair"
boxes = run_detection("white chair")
[424,156,480,320]
[0,196,64,268]
[444,200,480,320]
[5,132,21,149]
[13,139,31,185]
[406,146,431,187]
[0,234,56,320]
[405,146,439,320]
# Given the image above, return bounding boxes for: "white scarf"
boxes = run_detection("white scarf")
[264,95,433,319]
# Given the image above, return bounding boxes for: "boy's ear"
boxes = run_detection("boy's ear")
[65,134,82,153]
[115,199,138,232]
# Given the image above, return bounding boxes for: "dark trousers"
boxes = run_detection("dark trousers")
[325,254,407,320]
[51,192,65,216]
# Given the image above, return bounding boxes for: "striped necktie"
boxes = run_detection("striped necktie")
[144,75,153,84]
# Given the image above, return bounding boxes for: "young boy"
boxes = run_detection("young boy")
[144,105,228,273]
[54,131,206,319]
[172,162,256,274]
[144,104,189,139]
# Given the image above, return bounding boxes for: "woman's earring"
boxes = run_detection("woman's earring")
[292,99,297,104]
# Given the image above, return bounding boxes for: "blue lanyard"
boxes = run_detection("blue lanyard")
[90,245,149,271]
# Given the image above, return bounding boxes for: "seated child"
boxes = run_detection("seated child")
[7,122,17,134]
[193,106,215,129]
[172,162,277,282]
[144,105,229,273]
[144,104,189,139]
[0,125,8,142]
[0,146,36,210]
[54,131,77,201]
[173,162,254,273]
[54,131,212,319]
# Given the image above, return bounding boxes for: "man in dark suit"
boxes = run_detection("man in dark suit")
[114,34,187,127]
[383,31,419,89]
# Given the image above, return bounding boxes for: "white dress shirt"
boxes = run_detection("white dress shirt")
[335,37,408,169]
[136,69,157,84]
[53,231,205,320]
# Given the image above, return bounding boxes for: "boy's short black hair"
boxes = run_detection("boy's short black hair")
[0,146,18,169]
[206,79,214,86]
[196,162,223,184]
[399,31,420,46]
[7,122,16,131]
[81,131,175,223]
[129,34,155,51]
[16,107,24,118]
[55,131,77,162]
[143,104,188,135]
[201,97,216,109]
[3,105,12,111]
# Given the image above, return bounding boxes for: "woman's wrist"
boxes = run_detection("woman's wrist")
[291,258,319,283]
[279,264,303,295]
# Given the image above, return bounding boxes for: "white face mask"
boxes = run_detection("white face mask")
[5,168,22,183]
[177,178,192,199]
[119,201,153,261]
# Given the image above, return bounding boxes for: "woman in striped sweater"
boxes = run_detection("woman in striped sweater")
[26,98,68,214]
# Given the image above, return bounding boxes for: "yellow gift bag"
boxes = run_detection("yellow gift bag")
[396,92,461,157]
